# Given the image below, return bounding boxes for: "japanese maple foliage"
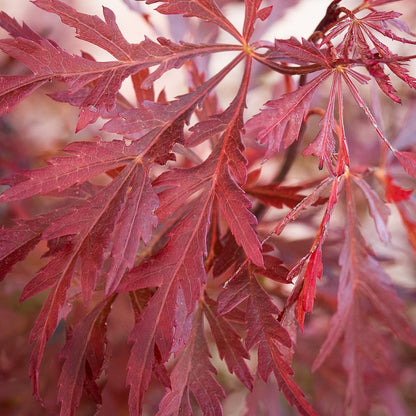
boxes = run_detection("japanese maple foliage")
[0,0,416,415]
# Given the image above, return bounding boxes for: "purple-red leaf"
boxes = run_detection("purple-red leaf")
[245,182,306,209]
[352,175,391,242]
[245,273,317,416]
[0,11,240,119]
[151,75,264,268]
[203,296,253,390]
[246,71,331,158]
[295,248,323,330]
[287,176,342,329]
[33,0,136,60]
[122,194,210,310]
[254,255,290,283]
[57,297,114,416]
[156,307,225,416]
[313,175,416,411]
[215,164,263,267]
[26,246,75,402]
[122,192,214,413]
[0,140,139,202]
[302,72,339,170]
[243,0,271,40]
[271,37,330,67]
[0,217,48,281]
[394,151,416,177]
[142,0,243,42]
[106,165,158,295]
[217,266,251,316]
[127,283,174,416]
[275,177,333,235]
[41,166,138,304]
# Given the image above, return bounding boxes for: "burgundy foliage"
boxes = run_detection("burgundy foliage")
[1,0,416,415]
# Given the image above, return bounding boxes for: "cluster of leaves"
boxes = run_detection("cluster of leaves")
[1,0,416,415]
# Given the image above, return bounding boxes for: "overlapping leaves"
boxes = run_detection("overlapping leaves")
[0,1,415,416]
